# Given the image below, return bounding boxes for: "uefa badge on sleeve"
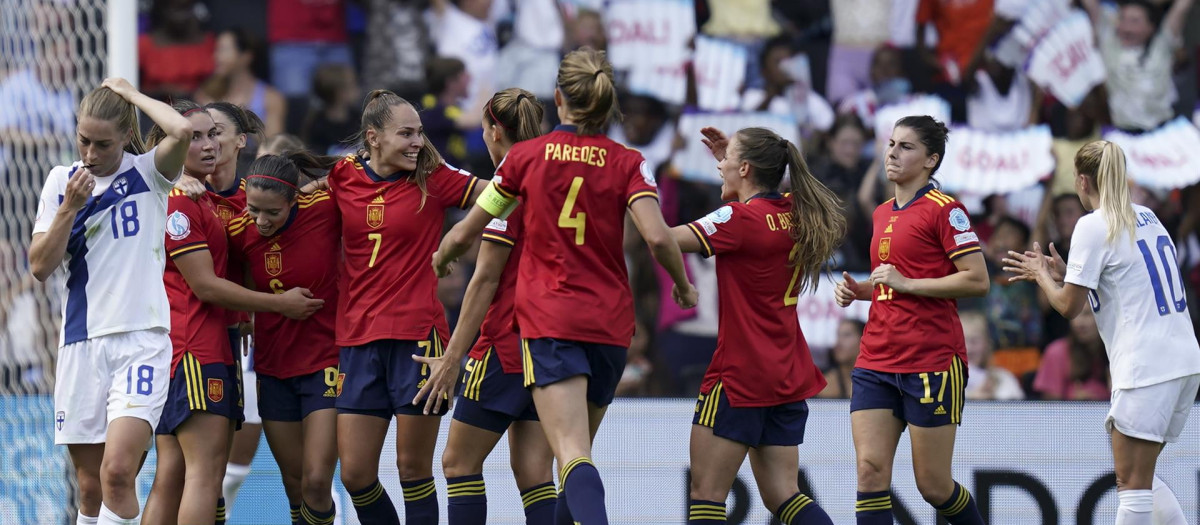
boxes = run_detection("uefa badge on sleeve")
[949,208,971,232]
[166,211,191,240]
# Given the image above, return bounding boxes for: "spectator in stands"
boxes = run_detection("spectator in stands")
[493,0,564,103]
[979,216,1043,349]
[818,318,864,399]
[421,57,473,170]
[138,0,215,101]
[915,0,995,120]
[810,114,873,272]
[838,45,910,131]
[964,51,1038,131]
[301,63,362,156]
[565,9,607,51]
[827,0,892,104]
[1082,0,1195,131]
[700,0,781,39]
[0,237,47,393]
[960,311,1025,400]
[361,0,431,99]
[1033,309,1110,401]
[426,0,497,114]
[266,0,353,98]
[608,93,673,171]
[741,37,835,136]
[196,27,287,137]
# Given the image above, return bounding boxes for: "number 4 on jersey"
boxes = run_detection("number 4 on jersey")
[558,176,586,245]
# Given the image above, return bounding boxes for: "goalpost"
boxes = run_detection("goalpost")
[0,0,135,522]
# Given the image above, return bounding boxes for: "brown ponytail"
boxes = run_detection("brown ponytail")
[484,88,545,143]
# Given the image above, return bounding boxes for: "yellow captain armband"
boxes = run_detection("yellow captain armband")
[478,182,519,219]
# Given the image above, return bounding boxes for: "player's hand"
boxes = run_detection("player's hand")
[174,175,206,201]
[299,177,329,194]
[276,287,324,319]
[411,353,457,415]
[431,251,454,278]
[869,264,909,293]
[834,271,858,307]
[101,77,137,99]
[672,282,699,309]
[1002,241,1050,283]
[63,167,95,211]
[1046,242,1066,282]
[700,127,729,162]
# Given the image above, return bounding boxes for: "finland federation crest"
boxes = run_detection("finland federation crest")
[112,176,128,196]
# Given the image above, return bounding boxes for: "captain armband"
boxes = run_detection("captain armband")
[477,182,519,219]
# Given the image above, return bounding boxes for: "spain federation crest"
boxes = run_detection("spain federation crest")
[207,378,224,403]
[265,252,283,276]
[217,204,234,225]
[878,237,891,261]
[336,373,346,397]
[367,204,385,228]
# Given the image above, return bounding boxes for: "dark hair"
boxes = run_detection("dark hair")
[259,133,305,157]
[556,47,620,135]
[483,88,544,143]
[758,35,795,71]
[994,216,1031,246]
[894,115,950,176]
[205,101,264,139]
[312,63,355,106]
[1068,318,1108,383]
[146,99,207,148]
[425,57,466,96]
[245,150,340,201]
[1122,0,1164,27]
[355,89,444,208]
[733,128,846,294]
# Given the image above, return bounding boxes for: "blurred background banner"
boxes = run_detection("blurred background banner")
[993,0,1071,68]
[874,95,952,149]
[672,111,799,183]
[694,35,747,111]
[1106,117,1200,190]
[604,0,695,105]
[1027,10,1107,108]
[939,125,1054,194]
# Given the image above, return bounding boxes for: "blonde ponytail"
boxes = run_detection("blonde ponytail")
[1075,140,1136,244]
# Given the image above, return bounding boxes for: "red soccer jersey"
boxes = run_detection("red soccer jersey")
[857,185,982,373]
[227,191,341,378]
[686,195,827,407]
[468,205,525,374]
[327,155,480,346]
[210,179,248,325]
[164,189,233,371]
[494,125,659,347]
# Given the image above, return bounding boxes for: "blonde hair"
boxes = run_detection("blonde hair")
[78,87,146,154]
[555,47,619,135]
[1075,140,1135,244]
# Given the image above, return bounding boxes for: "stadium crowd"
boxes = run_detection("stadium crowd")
[4,0,1200,405]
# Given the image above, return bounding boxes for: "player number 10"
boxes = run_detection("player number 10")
[1137,235,1186,316]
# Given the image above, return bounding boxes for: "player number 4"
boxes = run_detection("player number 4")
[558,176,586,245]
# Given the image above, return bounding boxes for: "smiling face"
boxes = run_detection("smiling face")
[885,126,937,186]
[245,186,294,237]
[76,116,130,177]
[716,136,748,201]
[366,102,423,174]
[185,112,220,176]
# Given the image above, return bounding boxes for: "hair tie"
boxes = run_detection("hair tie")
[246,174,298,190]
[486,98,508,130]
[181,107,205,117]
[593,69,605,79]
[515,93,529,103]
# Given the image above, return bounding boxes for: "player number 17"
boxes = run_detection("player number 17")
[918,371,947,404]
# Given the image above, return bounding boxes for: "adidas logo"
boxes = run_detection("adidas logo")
[372,195,385,203]
[269,243,282,251]
[884,224,893,233]
[934,405,946,415]
[324,387,337,398]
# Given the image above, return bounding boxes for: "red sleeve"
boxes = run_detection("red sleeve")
[482,206,521,247]
[427,164,481,210]
[225,213,251,262]
[934,199,982,260]
[492,151,522,200]
[917,0,936,24]
[686,204,743,258]
[625,156,659,207]
[165,194,211,259]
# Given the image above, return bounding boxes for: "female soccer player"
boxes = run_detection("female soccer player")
[433,47,697,524]
[319,89,484,525]
[413,88,556,525]
[1004,140,1200,524]
[29,77,191,525]
[670,126,841,524]
[833,115,989,525]
[226,151,342,525]
[140,101,324,525]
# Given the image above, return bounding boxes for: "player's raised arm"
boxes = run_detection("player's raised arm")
[101,77,193,181]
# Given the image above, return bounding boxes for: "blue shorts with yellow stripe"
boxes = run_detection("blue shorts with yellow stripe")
[849,356,968,428]
[336,330,448,418]
[452,346,537,434]
[521,338,626,408]
[692,382,809,447]
[259,367,340,422]
[156,352,243,435]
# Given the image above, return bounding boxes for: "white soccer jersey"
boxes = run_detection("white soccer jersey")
[1065,204,1200,389]
[33,149,176,346]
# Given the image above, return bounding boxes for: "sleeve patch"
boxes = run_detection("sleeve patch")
[948,207,970,232]
[696,205,733,235]
[639,160,657,187]
[166,211,192,240]
[953,232,979,246]
[486,218,509,232]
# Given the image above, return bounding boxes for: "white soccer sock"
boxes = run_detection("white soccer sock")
[97,503,139,525]
[1152,476,1187,525]
[77,511,99,525]
[1116,489,1154,525]
[223,462,252,508]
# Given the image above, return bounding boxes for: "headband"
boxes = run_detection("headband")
[487,98,507,130]
[246,174,298,190]
[181,107,205,117]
